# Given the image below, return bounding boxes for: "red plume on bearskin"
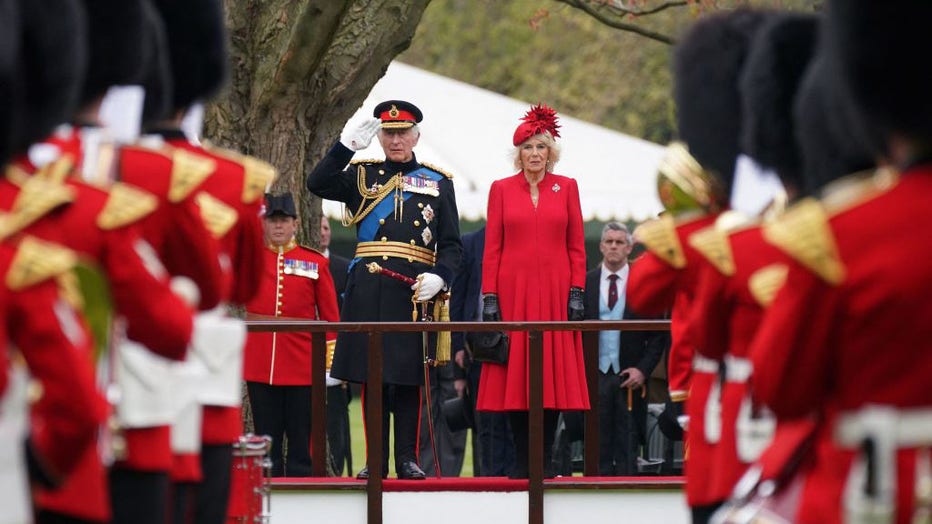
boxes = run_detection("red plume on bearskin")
[513,102,561,146]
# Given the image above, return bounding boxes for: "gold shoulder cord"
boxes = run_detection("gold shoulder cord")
[342,165,402,227]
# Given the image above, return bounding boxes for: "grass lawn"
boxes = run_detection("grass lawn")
[346,392,474,477]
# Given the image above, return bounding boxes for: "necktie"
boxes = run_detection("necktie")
[608,274,619,310]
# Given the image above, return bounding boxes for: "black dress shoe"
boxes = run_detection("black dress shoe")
[356,465,387,479]
[397,461,426,480]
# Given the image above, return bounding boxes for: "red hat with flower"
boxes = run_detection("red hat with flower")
[512,103,561,146]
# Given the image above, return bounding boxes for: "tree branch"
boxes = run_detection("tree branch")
[553,0,688,45]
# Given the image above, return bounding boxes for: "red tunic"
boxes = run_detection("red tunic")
[688,220,790,502]
[164,137,274,445]
[1,238,104,482]
[243,240,339,385]
[750,169,932,524]
[118,143,224,310]
[0,168,194,518]
[477,172,588,411]
[627,212,720,506]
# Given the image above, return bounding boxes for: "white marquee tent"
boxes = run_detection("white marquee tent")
[322,61,665,222]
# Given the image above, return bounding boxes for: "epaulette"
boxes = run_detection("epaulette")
[97,183,159,230]
[349,158,383,165]
[821,167,898,215]
[688,226,734,276]
[633,215,686,269]
[688,210,755,276]
[763,197,845,285]
[204,145,278,205]
[298,244,325,257]
[196,192,238,239]
[748,263,789,307]
[169,149,217,203]
[420,161,454,179]
[0,172,76,241]
[5,236,77,291]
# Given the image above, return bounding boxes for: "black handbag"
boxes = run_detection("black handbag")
[465,330,510,364]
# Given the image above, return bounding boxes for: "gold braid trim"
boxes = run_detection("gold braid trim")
[341,165,403,227]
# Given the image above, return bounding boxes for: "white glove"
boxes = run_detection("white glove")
[339,117,381,151]
[412,272,445,302]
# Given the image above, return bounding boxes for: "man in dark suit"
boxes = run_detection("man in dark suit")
[319,217,352,476]
[450,227,515,476]
[584,222,664,475]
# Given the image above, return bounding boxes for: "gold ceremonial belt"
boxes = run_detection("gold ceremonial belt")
[355,241,436,265]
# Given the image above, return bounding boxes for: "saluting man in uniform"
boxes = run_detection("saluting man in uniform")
[306,100,463,480]
[243,192,340,477]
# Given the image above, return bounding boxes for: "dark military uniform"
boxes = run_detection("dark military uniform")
[307,134,462,476]
[307,143,462,385]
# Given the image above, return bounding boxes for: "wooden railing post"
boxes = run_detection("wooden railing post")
[528,329,544,524]
[311,332,328,477]
[582,330,600,477]
[366,332,384,524]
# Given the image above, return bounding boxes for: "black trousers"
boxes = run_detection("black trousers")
[246,382,312,477]
[108,468,169,524]
[327,384,352,476]
[193,444,233,524]
[508,410,559,479]
[361,383,421,476]
[598,370,647,475]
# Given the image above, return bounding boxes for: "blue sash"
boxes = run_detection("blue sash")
[356,166,442,242]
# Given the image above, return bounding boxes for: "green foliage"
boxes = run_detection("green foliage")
[400,0,819,144]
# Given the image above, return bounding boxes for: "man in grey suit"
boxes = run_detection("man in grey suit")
[584,222,665,475]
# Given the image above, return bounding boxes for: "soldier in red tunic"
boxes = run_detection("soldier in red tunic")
[749,2,932,522]
[146,1,276,520]
[682,14,820,517]
[627,10,772,523]
[1,2,197,523]
[243,192,340,476]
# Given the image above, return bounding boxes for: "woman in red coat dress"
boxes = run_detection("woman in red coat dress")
[477,104,589,478]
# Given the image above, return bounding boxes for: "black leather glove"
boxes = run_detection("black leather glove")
[567,287,585,321]
[481,293,501,322]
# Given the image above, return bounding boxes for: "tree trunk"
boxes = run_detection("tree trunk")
[205,0,431,245]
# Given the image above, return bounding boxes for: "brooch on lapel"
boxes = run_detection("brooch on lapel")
[552,183,560,192]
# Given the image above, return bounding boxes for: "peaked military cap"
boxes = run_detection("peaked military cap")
[373,100,422,129]
[264,193,298,219]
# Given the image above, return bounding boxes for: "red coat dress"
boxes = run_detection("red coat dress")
[750,168,932,524]
[477,172,589,411]
[243,240,340,385]
[627,212,720,507]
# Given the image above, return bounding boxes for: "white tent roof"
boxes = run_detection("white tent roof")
[322,62,664,222]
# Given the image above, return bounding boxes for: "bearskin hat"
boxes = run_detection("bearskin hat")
[152,0,229,111]
[13,0,87,154]
[739,13,819,193]
[826,0,932,145]
[793,56,876,195]
[139,0,173,125]
[0,0,20,164]
[78,0,151,106]
[673,9,772,199]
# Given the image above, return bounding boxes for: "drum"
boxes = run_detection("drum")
[227,434,272,523]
